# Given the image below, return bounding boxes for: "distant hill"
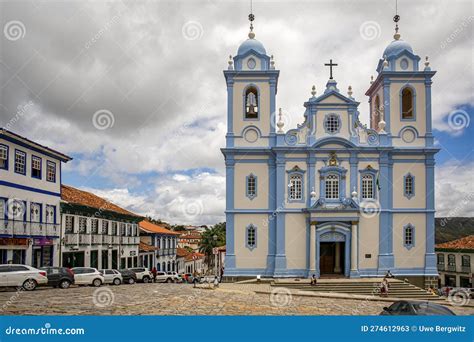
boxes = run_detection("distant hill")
[435,217,474,244]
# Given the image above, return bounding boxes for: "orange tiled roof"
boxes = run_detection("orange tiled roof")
[179,232,202,239]
[139,220,180,235]
[176,247,190,258]
[61,185,140,217]
[185,252,205,261]
[139,241,159,252]
[436,235,474,251]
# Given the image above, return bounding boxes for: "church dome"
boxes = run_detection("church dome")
[237,37,267,56]
[382,39,413,58]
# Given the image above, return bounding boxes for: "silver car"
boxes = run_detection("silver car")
[99,269,123,285]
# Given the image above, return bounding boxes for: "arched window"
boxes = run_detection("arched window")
[401,87,414,119]
[245,86,259,119]
[288,174,303,200]
[373,95,381,130]
[325,174,339,199]
[361,174,374,199]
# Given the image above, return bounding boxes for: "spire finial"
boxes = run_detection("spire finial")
[277,108,285,133]
[347,85,353,98]
[393,0,401,40]
[248,0,255,39]
[311,85,316,97]
[228,55,234,70]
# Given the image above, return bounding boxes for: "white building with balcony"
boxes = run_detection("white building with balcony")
[139,220,179,272]
[60,185,141,269]
[0,129,72,267]
[436,235,473,288]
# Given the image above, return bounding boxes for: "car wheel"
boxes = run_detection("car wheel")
[166,278,173,283]
[22,279,37,291]
[128,278,135,285]
[59,280,71,289]
[143,276,150,283]
[113,278,121,286]
[92,278,102,287]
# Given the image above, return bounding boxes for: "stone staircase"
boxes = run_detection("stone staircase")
[271,278,440,300]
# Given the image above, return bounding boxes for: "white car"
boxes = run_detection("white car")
[71,267,104,287]
[129,267,152,283]
[99,269,123,285]
[0,264,48,291]
[166,272,181,283]
[154,271,176,283]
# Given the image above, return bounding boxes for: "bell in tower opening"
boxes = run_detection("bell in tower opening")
[245,86,259,119]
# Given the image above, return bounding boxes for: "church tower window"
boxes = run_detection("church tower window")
[246,174,257,200]
[404,173,415,199]
[244,86,259,119]
[246,224,257,250]
[401,87,414,120]
[325,174,339,199]
[403,224,415,249]
[288,174,303,200]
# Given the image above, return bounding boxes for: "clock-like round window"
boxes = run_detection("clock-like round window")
[400,58,409,70]
[247,58,256,70]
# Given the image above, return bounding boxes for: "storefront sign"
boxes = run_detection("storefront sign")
[0,238,28,246]
[33,238,55,246]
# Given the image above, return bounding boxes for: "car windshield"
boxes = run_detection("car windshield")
[413,303,455,315]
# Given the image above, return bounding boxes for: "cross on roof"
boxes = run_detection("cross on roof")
[324,59,338,80]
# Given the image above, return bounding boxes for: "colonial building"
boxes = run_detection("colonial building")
[436,236,473,288]
[138,220,179,272]
[0,129,72,266]
[178,231,202,251]
[60,185,141,269]
[176,247,206,274]
[222,13,439,287]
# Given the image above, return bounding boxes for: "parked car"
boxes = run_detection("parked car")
[71,267,104,287]
[129,267,152,283]
[180,273,193,283]
[40,267,74,289]
[99,269,123,285]
[118,269,137,284]
[380,300,456,316]
[153,271,176,283]
[167,272,182,283]
[0,264,48,291]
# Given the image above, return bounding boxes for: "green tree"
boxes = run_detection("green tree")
[199,222,226,268]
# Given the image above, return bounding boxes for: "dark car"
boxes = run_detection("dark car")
[381,300,456,316]
[39,267,75,289]
[119,269,137,284]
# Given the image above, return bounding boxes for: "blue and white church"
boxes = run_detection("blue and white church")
[221,13,439,287]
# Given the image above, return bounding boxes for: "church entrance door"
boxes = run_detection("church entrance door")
[319,242,345,276]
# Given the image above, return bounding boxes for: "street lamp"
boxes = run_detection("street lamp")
[213,234,218,278]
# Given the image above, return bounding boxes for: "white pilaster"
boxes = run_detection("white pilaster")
[350,222,358,274]
[309,224,316,273]
[334,242,341,273]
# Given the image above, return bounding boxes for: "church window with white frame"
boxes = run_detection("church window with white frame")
[288,174,303,200]
[404,173,414,199]
[246,224,256,249]
[404,224,414,248]
[361,174,374,199]
[246,174,257,199]
[325,174,339,199]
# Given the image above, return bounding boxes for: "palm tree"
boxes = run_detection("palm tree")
[199,222,225,268]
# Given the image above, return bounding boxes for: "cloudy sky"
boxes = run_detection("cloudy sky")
[0,0,472,224]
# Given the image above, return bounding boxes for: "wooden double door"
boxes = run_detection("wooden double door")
[319,242,344,275]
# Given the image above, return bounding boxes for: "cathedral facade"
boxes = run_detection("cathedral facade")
[222,16,438,286]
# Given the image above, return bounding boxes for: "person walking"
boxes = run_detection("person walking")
[380,277,389,297]
[310,274,317,286]
[192,271,198,288]
[213,276,219,289]
[151,266,157,283]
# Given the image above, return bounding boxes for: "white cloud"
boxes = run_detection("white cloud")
[435,161,474,217]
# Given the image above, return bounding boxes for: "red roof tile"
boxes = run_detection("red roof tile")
[139,220,180,235]
[61,185,139,217]
[436,235,474,251]
[139,242,159,252]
